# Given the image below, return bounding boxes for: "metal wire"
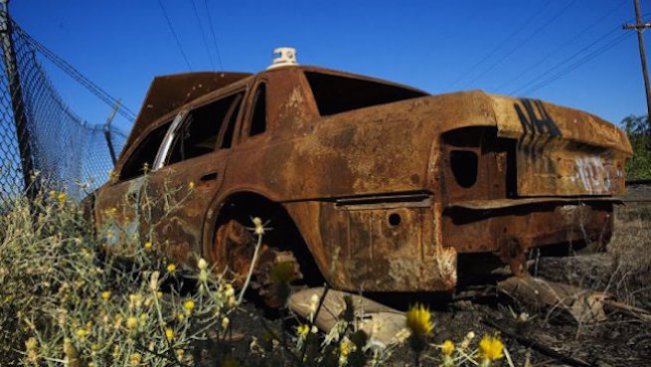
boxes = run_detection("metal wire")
[0,16,127,203]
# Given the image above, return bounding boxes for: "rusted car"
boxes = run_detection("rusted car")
[92,59,632,293]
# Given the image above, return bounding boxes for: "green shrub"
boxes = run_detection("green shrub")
[621,115,651,180]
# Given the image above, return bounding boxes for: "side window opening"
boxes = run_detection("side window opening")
[120,122,171,181]
[167,94,239,165]
[249,83,266,136]
[220,94,243,149]
[305,71,427,116]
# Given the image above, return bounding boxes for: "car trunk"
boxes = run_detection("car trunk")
[490,95,631,198]
[440,95,631,270]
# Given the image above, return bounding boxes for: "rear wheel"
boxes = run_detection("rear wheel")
[210,217,303,306]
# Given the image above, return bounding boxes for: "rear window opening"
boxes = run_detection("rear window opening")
[305,71,427,116]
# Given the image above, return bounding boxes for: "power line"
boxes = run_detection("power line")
[519,32,631,96]
[493,0,627,93]
[14,22,137,122]
[157,0,193,71]
[203,0,224,70]
[449,2,551,90]
[509,25,625,96]
[190,0,215,70]
[460,0,578,90]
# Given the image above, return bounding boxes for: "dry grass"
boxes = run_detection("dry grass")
[0,189,503,367]
[608,201,651,309]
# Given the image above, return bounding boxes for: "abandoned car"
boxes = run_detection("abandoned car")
[91,53,632,293]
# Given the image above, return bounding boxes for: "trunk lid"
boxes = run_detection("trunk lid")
[489,95,632,196]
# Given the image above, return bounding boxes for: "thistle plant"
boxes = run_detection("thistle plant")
[0,183,512,367]
[405,303,434,366]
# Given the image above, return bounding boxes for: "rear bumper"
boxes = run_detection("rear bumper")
[443,199,614,273]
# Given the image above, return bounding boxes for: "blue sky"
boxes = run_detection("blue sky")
[10,0,649,133]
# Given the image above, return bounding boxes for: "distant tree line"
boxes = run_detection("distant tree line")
[621,115,651,180]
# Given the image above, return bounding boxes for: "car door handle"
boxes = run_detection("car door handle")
[199,172,219,182]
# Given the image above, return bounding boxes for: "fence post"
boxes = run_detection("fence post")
[103,99,121,166]
[0,0,37,199]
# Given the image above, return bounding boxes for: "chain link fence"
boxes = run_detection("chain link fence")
[0,15,127,204]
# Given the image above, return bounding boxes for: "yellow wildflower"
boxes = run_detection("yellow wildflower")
[197,258,208,270]
[183,299,195,312]
[25,337,38,363]
[165,328,174,341]
[340,338,354,357]
[167,263,176,273]
[479,335,504,362]
[224,284,235,298]
[126,316,138,330]
[129,353,142,366]
[441,340,455,356]
[144,241,152,250]
[75,328,87,339]
[406,304,434,336]
[101,291,111,301]
[296,324,310,338]
[25,337,37,351]
[252,217,265,235]
[114,314,123,328]
[221,317,229,330]
[188,181,195,190]
[57,192,67,205]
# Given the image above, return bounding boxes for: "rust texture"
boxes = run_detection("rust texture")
[92,65,632,293]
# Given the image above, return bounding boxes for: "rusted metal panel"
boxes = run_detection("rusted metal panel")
[92,65,633,294]
[490,95,630,197]
[448,197,622,210]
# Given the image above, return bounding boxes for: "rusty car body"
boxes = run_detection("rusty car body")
[91,64,632,292]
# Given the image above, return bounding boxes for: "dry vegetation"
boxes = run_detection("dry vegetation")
[0,189,512,367]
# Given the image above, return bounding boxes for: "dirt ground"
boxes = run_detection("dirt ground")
[224,186,651,367]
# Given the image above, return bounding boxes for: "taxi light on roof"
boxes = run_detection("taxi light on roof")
[267,47,298,70]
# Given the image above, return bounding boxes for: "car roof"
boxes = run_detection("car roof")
[123,66,428,159]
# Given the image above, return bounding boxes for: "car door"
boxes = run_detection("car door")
[94,118,175,249]
[143,90,245,264]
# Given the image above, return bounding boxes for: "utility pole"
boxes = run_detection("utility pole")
[624,0,651,133]
[0,0,37,198]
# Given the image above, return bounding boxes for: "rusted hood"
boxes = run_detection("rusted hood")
[123,72,252,160]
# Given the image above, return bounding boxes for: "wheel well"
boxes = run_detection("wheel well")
[212,192,325,286]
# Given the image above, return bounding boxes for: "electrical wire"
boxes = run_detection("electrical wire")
[494,0,627,93]
[449,2,551,90]
[460,0,578,90]
[518,32,632,96]
[509,26,619,95]
[190,0,215,70]
[157,0,193,71]
[203,0,224,70]
[508,12,646,97]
